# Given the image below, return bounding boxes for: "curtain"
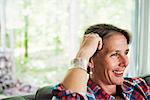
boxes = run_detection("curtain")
[136,0,150,76]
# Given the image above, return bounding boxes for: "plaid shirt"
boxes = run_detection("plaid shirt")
[52,78,150,100]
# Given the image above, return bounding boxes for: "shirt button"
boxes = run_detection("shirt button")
[72,93,76,97]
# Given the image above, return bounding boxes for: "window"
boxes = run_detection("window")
[0,0,136,97]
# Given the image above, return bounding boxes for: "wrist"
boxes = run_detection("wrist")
[76,51,90,61]
[70,58,88,72]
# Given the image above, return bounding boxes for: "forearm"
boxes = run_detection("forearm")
[62,67,89,93]
[62,34,102,94]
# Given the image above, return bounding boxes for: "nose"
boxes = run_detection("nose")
[118,55,128,67]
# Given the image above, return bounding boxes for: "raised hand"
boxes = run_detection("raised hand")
[76,33,102,61]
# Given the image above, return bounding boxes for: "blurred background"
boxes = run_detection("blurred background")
[0,0,150,98]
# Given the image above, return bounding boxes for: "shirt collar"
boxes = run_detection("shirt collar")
[122,79,135,94]
[87,78,133,98]
[87,78,111,99]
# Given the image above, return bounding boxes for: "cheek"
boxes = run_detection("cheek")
[93,54,119,70]
[109,57,119,67]
[106,57,119,69]
[98,59,113,71]
[110,59,118,66]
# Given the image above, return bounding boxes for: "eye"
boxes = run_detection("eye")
[125,50,129,55]
[110,52,119,57]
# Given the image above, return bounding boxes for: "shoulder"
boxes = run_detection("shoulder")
[124,77,144,83]
[123,77,150,97]
[123,77,150,100]
[124,77,148,85]
[124,77,149,87]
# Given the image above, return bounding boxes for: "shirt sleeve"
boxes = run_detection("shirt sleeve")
[51,83,88,100]
[134,78,150,99]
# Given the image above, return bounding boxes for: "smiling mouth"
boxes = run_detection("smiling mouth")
[112,70,124,77]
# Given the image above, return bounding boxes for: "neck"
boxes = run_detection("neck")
[101,83,116,95]
[91,77,116,95]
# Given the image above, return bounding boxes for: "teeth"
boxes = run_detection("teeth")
[113,70,123,74]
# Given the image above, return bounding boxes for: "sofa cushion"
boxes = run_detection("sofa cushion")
[1,94,35,100]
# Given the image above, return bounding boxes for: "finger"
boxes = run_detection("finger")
[98,38,102,50]
[94,34,99,37]
[84,33,98,37]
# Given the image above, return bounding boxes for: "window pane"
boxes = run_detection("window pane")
[1,0,135,96]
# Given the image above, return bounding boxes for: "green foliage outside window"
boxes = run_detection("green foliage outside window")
[3,0,135,88]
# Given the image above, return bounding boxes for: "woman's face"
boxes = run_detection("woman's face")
[92,33,129,85]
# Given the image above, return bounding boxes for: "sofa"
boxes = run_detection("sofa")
[1,75,150,100]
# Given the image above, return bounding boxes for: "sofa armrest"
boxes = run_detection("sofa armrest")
[35,86,53,100]
[141,74,150,86]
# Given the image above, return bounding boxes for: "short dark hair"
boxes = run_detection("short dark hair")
[84,24,131,44]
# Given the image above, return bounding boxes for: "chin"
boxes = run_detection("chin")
[116,81,124,85]
[114,77,124,85]
[110,72,125,85]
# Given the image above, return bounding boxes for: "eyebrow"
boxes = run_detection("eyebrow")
[115,49,129,53]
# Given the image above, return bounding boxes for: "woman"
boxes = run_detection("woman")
[52,24,150,100]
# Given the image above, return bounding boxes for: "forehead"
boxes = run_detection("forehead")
[102,33,128,52]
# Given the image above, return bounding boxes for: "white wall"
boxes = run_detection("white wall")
[136,0,150,76]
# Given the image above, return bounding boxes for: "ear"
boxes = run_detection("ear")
[88,57,94,68]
